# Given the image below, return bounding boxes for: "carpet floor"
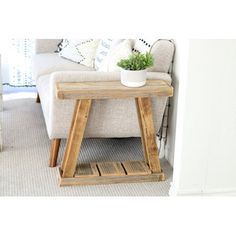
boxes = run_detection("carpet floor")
[0,96,172,196]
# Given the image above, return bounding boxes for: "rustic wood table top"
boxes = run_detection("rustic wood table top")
[56,80,173,100]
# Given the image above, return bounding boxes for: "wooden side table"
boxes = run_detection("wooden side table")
[56,80,173,186]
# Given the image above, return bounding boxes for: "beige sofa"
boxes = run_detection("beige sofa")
[32,39,175,166]
[0,54,2,151]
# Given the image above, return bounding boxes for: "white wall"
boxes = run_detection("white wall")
[165,39,189,166]
[170,39,236,195]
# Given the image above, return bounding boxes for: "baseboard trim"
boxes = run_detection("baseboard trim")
[169,183,236,196]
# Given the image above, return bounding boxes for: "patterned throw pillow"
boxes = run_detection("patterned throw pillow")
[95,39,124,71]
[59,39,100,68]
[133,39,158,53]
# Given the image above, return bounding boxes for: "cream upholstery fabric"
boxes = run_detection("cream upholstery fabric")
[35,39,62,54]
[34,39,174,140]
[149,40,175,73]
[37,71,170,139]
[32,53,94,81]
[34,39,175,73]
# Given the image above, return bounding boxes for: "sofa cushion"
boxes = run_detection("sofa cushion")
[133,39,157,52]
[35,39,62,54]
[32,53,95,81]
[95,39,124,71]
[59,39,100,67]
[107,40,132,72]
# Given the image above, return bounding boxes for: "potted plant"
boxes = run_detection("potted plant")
[117,52,154,87]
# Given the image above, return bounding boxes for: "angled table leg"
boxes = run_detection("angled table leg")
[61,100,80,171]
[61,99,92,178]
[135,97,161,173]
[135,98,149,163]
[49,139,61,167]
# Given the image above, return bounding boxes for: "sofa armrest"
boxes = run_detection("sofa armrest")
[35,39,62,54]
[50,71,172,85]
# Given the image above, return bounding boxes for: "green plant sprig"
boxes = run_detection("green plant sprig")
[117,52,154,71]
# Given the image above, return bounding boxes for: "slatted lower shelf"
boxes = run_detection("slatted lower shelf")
[58,161,165,186]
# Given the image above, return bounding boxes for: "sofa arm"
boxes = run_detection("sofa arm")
[35,39,62,54]
[50,71,172,85]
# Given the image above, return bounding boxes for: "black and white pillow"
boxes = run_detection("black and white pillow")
[59,39,100,68]
[133,39,158,53]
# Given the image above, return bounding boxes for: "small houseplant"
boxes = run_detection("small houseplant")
[117,52,154,87]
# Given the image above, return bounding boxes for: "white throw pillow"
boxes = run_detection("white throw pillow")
[108,40,132,72]
[133,38,158,53]
[59,39,100,68]
[95,39,124,71]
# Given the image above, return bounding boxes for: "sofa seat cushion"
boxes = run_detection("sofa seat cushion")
[32,53,95,81]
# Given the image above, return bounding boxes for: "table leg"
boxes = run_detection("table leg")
[61,99,92,178]
[49,139,61,167]
[61,100,79,171]
[36,93,40,103]
[135,97,161,173]
[135,98,149,163]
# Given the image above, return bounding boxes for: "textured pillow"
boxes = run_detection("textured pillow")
[108,40,132,72]
[95,39,123,71]
[133,38,158,53]
[59,39,100,68]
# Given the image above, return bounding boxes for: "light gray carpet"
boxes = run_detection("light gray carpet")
[0,97,172,196]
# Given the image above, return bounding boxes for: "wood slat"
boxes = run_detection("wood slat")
[97,162,126,176]
[122,161,151,176]
[56,80,173,100]
[58,168,165,186]
[75,163,99,178]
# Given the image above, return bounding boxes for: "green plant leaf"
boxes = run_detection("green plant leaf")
[117,52,154,70]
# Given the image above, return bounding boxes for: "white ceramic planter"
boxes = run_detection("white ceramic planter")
[120,69,147,87]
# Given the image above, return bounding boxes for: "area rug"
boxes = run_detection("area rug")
[0,96,172,196]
